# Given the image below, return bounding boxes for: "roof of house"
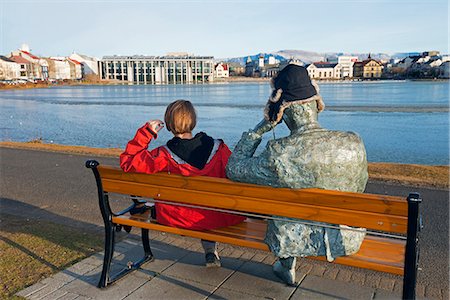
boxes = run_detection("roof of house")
[312,62,338,68]
[21,50,39,60]
[0,55,14,62]
[362,59,382,66]
[68,58,82,65]
[9,55,31,64]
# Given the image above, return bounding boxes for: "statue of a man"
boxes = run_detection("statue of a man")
[226,64,368,286]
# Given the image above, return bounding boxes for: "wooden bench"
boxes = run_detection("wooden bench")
[85,160,422,299]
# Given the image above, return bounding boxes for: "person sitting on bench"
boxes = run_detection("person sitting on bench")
[120,99,246,267]
[226,65,368,285]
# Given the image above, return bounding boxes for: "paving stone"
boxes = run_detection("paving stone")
[365,274,382,289]
[81,255,104,267]
[392,280,403,293]
[323,268,339,280]
[297,262,313,275]
[28,278,67,300]
[73,296,92,300]
[291,289,341,299]
[217,261,296,299]
[55,292,80,300]
[125,275,215,299]
[15,282,46,298]
[39,289,71,300]
[373,288,402,299]
[291,275,375,300]
[425,286,442,299]
[238,250,255,261]
[349,271,366,286]
[262,254,277,266]
[250,252,268,263]
[218,246,234,257]
[378,277,396,291]
[309,264,327,277]
[416,283,426,297]
[228,248,245,259]
[49,269,83,285]
[139,242,192,274]
[61,263,151,300]
[161,251,242,286]
[209,286,263,299]
[64,260,99,277]
[335,268,353,282]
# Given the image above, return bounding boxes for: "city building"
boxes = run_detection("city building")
[244,54,281,77]
[69,53,99,75]
[227,62,245,76]
[99,55,215,84]
[0,56,20,80]
[337,56,358,78]
[44,57,71,80]
[306,62,342,79]
[9,55,33,80]
[214,62,229,78]
[68,58,83,79]
[9,44,48,80]
[353,55,383,78]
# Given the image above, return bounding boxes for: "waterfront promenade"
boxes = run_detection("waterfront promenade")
[1,147,448,299]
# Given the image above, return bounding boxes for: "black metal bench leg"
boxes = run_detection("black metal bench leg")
[402,193,422,300]
[142,228,154,258]
[98,223,115,288]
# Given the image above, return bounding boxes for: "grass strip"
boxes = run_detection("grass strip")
[0,214,103,299]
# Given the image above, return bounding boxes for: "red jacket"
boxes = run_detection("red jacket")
[120,123,246,230]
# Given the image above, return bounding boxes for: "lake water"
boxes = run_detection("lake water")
[1,81,448,165]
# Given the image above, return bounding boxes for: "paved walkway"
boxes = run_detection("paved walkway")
[16,231,425,300]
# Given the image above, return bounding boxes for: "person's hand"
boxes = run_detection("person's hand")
[147,119,164,134]
[252,119,274,136]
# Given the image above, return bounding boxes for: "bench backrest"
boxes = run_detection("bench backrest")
[97,165,408,234]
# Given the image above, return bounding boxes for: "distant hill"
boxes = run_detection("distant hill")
[220,49,393,65]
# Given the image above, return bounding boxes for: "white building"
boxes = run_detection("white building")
[307,62,342,79]
[99,55,214,84]
[337,56,358,78]
[214,62,229,78]
[69,53,99,75]
[68,58,83,79]
[9,44,47,80]
[0,56,20,80]
[46,57,71,80]
[8,55,33,80]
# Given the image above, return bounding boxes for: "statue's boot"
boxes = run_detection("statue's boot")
[273,257,297,286]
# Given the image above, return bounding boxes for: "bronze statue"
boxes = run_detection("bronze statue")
[226,64,368,285]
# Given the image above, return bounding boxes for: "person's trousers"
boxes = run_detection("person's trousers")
[201,239,217,255]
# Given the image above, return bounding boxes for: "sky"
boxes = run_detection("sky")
[1,0,448,59]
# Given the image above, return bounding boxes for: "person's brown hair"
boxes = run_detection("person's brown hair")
[164,100,197,134]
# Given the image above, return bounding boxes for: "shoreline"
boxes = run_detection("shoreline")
[1,77,448,91]
[1,141,448,190]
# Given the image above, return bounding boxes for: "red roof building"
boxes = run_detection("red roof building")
[9,55,31,64]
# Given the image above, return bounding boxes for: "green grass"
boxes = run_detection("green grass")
[0,214,103,299]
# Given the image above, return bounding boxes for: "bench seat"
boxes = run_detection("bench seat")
[86,160,421,298]
[113,213,405,275]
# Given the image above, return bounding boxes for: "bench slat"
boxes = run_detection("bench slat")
[103,178,407,233]
[98,167,407,216]
[112,215,405,275]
